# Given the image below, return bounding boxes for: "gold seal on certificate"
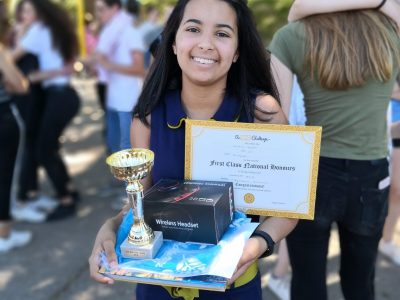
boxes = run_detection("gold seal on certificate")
[106,149,163,259]
[184,120,322,220]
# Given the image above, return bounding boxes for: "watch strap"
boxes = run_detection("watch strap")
[251,229,275,258]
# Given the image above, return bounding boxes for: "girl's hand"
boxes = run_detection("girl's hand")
[228,236,267,284]
[88,220,119,284]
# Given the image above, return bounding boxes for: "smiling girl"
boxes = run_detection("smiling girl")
[89,1,298,299]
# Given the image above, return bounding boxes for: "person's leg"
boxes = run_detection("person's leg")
[383,122,400,242]
[339,223,381,300]
[0,104,32,252]
[380,122,400,264]
[267,239,291,300]
[106,108,120,154]
[118,111,132,151]
[36,87,79,198]
[36,87,80,221]
[96,82,107,112]
[273,239,290,277]
[17,85,45,201]
[341,158,389,300]
[287,219,331,300]
[287,157,348,300]
[0,105,19,230]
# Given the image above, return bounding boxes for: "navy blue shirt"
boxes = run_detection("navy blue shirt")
[150,89,252,183]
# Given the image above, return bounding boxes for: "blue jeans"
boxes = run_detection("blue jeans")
[106,109,132,154]
[287,157,389,300]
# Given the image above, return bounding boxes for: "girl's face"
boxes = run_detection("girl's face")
[21,1,37,27]
[95,0,117,26]
[173,0,239,88]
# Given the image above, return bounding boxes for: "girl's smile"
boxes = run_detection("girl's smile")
[173,0,239,88]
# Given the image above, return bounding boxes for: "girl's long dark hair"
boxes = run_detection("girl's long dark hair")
[133,0,279,125]
[25,0,78,62]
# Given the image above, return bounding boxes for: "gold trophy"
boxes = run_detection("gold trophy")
[106,148,163,259]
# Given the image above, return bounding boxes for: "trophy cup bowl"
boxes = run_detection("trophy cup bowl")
[106,149,163,258]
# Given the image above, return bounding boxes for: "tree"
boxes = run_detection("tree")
[249,0,291,44]
[140,0,291,45]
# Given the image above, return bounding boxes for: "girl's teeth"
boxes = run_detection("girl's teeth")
[193,57,215,64]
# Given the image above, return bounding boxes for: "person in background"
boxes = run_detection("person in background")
[0,4,31,252]
[93,0,145,210]
[89,1,298,299]
[380,79,400,265]
[95,0,144,154]
[270,0,400,299]
[11,0,56,224]
[84,13,99,57]
[13,0,81,221]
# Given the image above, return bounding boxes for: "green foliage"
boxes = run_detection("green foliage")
[34,0,291,46]
[249,0,291,45]
[139,0,291,45]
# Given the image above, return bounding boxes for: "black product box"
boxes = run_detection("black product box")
[143,179,234,244]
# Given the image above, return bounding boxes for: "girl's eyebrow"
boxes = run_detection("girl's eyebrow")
[183,18,235,32]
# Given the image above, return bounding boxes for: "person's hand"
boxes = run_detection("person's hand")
[95,53,112,70]
[88,219,119,284]
[61,63,75,76]
[14,23,29,42]
[228,236,267,284]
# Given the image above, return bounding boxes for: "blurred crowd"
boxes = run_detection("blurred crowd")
[0,0,169,253]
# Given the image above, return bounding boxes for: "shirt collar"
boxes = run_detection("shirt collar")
[166,90,242,129]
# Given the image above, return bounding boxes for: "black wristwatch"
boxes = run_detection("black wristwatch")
[251,230,275,258]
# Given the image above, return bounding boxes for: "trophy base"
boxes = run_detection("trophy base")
[120,231,163,259]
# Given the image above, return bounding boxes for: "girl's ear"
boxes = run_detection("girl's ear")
[233,52,239,63]
[172,43,177,55]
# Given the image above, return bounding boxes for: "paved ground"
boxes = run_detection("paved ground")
[0,78,399,300]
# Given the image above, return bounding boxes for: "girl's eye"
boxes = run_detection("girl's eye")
[216,32,230,38]
[186,27,199,33]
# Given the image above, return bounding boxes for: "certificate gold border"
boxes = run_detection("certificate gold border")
[184,119,322,220]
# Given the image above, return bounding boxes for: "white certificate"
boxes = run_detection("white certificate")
[184,120,322,220]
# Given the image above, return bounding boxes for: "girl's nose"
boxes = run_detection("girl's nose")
[198,34,214,51]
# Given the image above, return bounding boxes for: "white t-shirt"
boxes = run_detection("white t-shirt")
[106,25,145,112]
[96,10,132,83]
[289,76,306,126]
[20,22,68,87]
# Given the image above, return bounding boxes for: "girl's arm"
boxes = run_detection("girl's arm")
[96,50,145,77]
[27,64,74,83]
[12,46,28,62]
[0,46,29,94]
[392,81,400,100]
[270,55,294,119]
[289,0,400,27]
